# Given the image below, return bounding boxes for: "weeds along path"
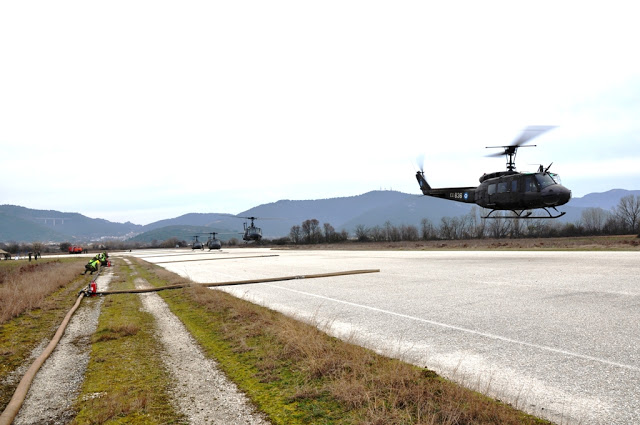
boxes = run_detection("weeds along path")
[12,268,112,425]
[133,270,269,425]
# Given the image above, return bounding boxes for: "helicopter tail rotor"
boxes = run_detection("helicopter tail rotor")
[415,154,425,174]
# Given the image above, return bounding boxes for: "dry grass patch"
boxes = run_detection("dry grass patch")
[0,259,87,323]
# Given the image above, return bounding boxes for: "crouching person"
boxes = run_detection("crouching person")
[83,258,100,275]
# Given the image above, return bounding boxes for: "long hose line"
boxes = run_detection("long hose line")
[0,292,86,425]
[0,268,379,424]
[96,269,380,295]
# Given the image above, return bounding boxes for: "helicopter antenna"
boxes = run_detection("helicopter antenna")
[486,125,556,171]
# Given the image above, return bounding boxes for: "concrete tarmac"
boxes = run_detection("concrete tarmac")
[128,247,640,425]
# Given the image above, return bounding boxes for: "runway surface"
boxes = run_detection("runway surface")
[127,247,640,425]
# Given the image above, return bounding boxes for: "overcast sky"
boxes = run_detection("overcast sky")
[2,1,639,225]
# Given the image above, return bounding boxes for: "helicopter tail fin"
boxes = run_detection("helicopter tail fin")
[416,171,431,195]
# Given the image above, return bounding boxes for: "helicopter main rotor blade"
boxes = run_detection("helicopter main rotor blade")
[510,125,556,147]
[485,151,506,158]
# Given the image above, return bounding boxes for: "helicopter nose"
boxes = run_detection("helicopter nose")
[542,185,571,206]
[557,185,571,205]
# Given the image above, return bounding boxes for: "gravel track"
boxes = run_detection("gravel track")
[135,276,269,425]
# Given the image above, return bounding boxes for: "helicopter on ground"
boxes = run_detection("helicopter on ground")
[205,232,222,250]
[415,126,572,219]
[190,235,204,250]
[237,216,263,241]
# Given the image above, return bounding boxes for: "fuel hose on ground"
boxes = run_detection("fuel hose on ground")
[96,269,380,295]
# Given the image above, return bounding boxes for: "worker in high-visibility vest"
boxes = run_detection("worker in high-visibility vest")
[83,258,100,275]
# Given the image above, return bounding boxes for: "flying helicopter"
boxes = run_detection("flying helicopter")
[205,232,222,250]
[237,216,263,241]
[190,235,204,250]
[415,126,572,219]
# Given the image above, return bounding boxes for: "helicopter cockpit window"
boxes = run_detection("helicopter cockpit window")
[535,173,556,189]
[497,182,508,193]
[488,184,497,195]
[549,173,561,184]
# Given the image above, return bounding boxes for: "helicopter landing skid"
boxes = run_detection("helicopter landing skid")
[482,207,566,220]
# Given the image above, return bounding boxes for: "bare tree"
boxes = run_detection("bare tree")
[301,219,321,243]
[581,207,610,234]
[420,218,436,240]
[614,195,640,233]
[526,219,549,238]
[439,217,455,240]
[323,222,335,243]
[402,225,419,241]
[439,216,472,240]
[370,225,385,242]
[488,214,510,239]
[354,224,369,241]
[289,225,301,244]
[509,218,525,238]
[384,221,401,242]
[468,207,486,239]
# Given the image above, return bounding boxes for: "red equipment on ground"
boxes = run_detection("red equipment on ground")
[68,245,83,254]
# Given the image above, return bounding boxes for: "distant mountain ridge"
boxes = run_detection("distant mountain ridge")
[564,189,640,210]
[1,188,638,242]
[0,205,142,243]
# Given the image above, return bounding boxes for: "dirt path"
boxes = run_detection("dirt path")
[135,275,269,424]
[11,268,112,425]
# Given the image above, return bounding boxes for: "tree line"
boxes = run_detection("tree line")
[286,194,640,244]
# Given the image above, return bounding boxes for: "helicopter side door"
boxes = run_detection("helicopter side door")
[491,178,520,209]
[520,174,540,207]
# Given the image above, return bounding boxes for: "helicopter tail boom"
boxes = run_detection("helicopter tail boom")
[416,171,476,204]
[423,187,477,203]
